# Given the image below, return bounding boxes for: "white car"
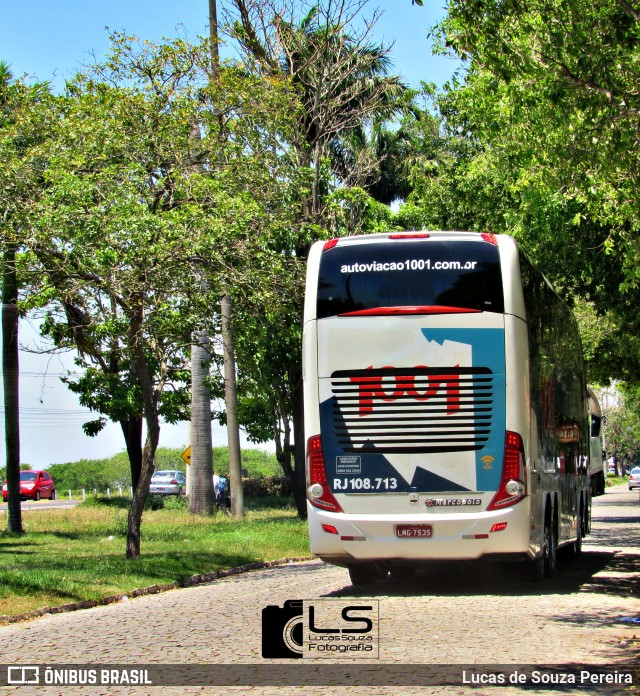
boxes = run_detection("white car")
[149,470,186,496]
[628,467,640,491]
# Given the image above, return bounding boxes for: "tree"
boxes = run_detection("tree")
[223,0,407,515]
[2,240,21,534]
[17,35,299,556]
[396,0,640,393]
[330,86,441,205]
[1,61,22,535]
[231,0,406,223]
[1,63,52,533]
[597,384,640,473]
[431,0,640,279]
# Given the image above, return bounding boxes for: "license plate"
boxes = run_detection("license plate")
[395,524,433,538]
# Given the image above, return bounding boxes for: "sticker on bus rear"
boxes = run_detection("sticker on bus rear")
[318,326,506,495]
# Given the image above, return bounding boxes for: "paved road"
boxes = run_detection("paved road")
[0,486,638,696]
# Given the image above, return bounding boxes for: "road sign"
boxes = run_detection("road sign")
[180,446,191,466]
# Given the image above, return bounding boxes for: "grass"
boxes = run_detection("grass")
[0,497,310,619]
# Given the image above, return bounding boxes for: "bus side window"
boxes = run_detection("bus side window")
[591,415,601,438]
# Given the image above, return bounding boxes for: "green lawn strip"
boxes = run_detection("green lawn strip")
[0,499,310,619]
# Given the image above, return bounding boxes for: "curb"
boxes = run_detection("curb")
[0,556,316,626]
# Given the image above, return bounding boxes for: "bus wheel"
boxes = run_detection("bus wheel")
[542,514,557,577]
[566,510,583,559]
[531,548,545,581]
[388,566,416,582]
[348,563,379,587]
[574,513,583,557]
[530,513,555,580]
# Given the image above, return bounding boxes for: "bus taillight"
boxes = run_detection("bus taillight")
[389,232,431,240]
[487,431,526,510]
[481,232,498,245]
[307,435,343,512]
[323,238,339,251]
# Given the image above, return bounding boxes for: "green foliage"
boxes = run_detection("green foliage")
[44,448,279,492]
[397,0,640,390]
[214,448,281,478]
[326,187,396,236]
[432,0,640,273]
[242,476,290,498]
[47,453,133,491]
[598,384,640,467]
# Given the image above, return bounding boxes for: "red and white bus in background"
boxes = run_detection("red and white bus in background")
[303,231,591,585]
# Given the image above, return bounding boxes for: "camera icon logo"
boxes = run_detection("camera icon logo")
[261,599,304,658]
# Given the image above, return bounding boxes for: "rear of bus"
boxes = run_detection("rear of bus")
[302,231,532,576]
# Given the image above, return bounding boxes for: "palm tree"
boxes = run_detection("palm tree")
[229,0,408,515]
[330,101,444,205]
[231,1,406,226]
[275,4,406,224]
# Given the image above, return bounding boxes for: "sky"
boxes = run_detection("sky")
[0,0,460,469]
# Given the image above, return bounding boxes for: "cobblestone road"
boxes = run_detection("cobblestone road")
[0,485,638,696]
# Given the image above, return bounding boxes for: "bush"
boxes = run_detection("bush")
[46,447,281,492]
[242,476,290,497]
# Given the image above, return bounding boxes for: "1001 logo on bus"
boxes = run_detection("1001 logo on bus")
[349,365,460,417]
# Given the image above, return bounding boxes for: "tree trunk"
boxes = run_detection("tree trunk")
[221,295,244,518]
[209,0,219,79]
[126,422,159,559]
[120,416,143,491]
[184,0,219,516]
[290,367,308,519]
[188,331,215,515]
[126,307,161,559]
[2,242,22,534]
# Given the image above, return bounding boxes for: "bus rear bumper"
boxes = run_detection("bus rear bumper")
[308,504,533,565]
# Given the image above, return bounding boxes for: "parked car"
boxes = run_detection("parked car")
[149,470,186,496]
[1,470,56,501]
[628,467,640,491]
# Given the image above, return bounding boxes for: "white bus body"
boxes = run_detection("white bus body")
[303,231,590,583]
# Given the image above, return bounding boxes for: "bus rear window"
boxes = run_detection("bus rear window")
[317,239,504,318]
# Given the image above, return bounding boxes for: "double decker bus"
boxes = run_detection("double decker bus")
[303,231,591,584]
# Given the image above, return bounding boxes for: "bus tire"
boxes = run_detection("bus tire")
[565,507,583,559]
[574,511,583,557]
[388,566,416,581]
[543,511,557,577]
[531,547,545,581]
[348,563,379,587]
[531,508,555,580]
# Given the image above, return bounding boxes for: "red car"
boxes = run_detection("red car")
[1,470,56,501]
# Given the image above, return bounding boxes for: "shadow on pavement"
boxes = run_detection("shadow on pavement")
[323,549,629,600]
